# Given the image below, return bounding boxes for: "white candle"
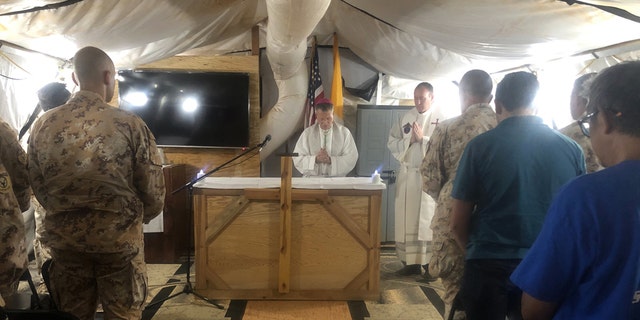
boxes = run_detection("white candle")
[372,170,382,184]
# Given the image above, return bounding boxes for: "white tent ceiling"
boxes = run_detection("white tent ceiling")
[0,0,639,79]
[0,0,639,156]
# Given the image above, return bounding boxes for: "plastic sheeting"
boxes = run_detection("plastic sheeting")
[0,0,268,68]
[259,0,331,158]
[0,46,63,134]
[575,1,640,17]
[319,0,640,80]
[1,1,638,80]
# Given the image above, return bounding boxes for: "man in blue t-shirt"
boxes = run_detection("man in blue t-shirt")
[450,71,585,320]
[511,62,640,319]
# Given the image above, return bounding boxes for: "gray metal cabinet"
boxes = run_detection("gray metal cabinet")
[355,104,412,243]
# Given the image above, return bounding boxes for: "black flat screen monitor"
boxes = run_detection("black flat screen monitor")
[117,70,250,148]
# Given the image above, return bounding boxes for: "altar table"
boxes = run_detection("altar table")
[192,177,384,300]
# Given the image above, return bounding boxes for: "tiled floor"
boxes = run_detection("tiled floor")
[141,248,445,320]
[17,247,446,320]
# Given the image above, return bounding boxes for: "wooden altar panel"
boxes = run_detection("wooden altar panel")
[192,188,381,300]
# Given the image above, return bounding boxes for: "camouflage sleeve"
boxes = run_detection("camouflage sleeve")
[421,124,446,199]
[132,122,166,223]
[26,121,49,209]
[0,121,31,211]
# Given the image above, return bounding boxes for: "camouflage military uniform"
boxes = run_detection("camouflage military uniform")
[28,90,165,320]
[560,121,603,173]
[32,197,51,271]
[0,119,30,298]
[420,103,496,318]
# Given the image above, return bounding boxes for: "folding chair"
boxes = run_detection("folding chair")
[0,261,80,320]
[18,270,42,310]
[447,292,465,320]
[0,307,80,320]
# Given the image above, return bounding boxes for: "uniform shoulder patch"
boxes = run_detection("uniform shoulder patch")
[0,173,11,192]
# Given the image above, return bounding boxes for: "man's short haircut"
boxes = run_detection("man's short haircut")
[586,61,640,137]
[415,82,434,93]
[19,82,71,140]
[315,102,334,113]
[573,73,597,99]
[38,82,71,111]
[495,71,539,112]
[460,69,493,98]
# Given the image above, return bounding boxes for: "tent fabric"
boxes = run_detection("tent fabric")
[0,0,639,157]
[1,1,638,80]
[0,0,268,68]
[259,0,330,157]
[323,0,640,80]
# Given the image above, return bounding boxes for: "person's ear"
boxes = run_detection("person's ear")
[103,69,114,86]
[495,101,503,115]
[487,94,494,105]
[71,72,79,86]
[494,101,507,123]
[601,111,617,135]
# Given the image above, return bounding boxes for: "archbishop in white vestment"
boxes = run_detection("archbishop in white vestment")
[293,101,358,177]
[387,82,440,273]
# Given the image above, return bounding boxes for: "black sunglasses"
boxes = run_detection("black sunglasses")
[577,110,599,137]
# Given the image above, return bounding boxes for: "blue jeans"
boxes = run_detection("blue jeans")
[459,259,523,320]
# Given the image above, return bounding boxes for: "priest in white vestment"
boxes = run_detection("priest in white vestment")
[387,82,439,277]
[294,100,358,177]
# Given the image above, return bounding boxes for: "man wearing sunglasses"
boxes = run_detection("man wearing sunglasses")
[511,61,640,319]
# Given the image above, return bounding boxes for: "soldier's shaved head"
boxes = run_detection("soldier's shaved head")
[459,69,494,112]
[460,70,493,99]
[72,46,116,102]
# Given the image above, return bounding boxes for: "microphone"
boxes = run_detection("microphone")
[259,134,271,151]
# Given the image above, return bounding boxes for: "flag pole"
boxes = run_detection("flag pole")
[331,32,344,119]
[303,36,321,128]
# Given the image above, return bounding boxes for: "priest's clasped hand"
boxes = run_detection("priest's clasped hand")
[315,148,332,164]
[410,122,424,144]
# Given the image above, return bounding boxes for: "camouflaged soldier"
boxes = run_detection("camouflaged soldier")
[0,118,30,301]
[28,46,165,320]
[560,73,603,173]
[19,82,72,274]
[420,70,497,320]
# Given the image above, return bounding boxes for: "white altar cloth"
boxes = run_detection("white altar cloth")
[194,177,386,190]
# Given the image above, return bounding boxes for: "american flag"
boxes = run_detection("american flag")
[303,43,325,128]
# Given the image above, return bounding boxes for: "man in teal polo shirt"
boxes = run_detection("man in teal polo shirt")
[449,71,585,320]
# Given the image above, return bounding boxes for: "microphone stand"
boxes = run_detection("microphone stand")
[172,138,266,195]
[145,139,268,311]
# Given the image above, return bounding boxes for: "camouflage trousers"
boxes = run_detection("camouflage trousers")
[48,249,147,320]
[428,238,466,319]
[32,198,51,272]
[0,220,27,298]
